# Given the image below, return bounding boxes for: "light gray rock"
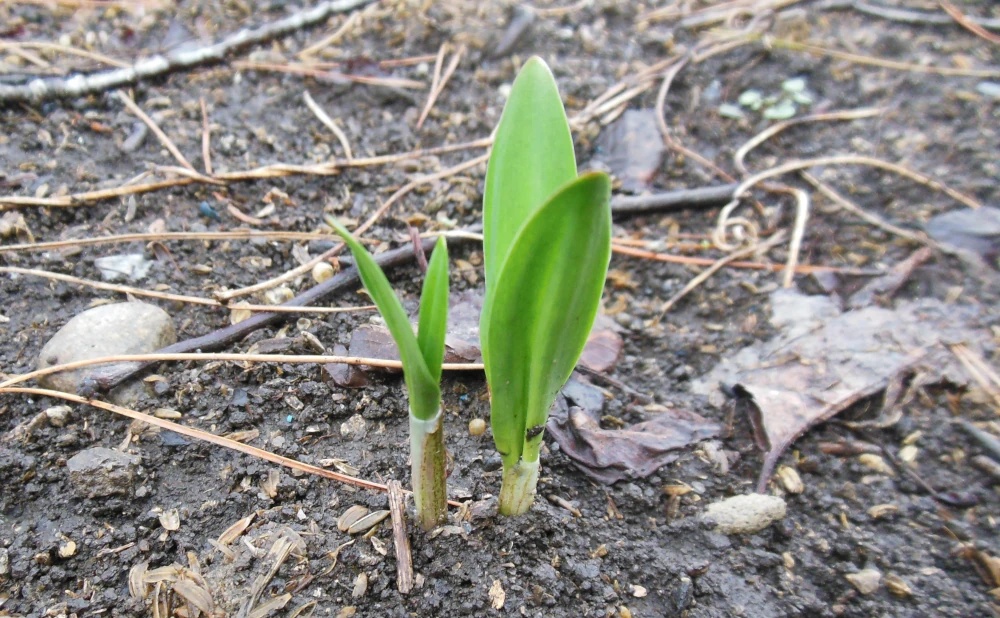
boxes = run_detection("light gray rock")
[94,253,152,282]
[704,494,787,534]
[37,302,175,405]
[340,414,368,439]
[66,447,141,498]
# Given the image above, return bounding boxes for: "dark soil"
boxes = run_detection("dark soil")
[2,1,1000,617]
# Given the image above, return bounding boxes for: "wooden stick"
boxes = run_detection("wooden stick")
[940,1,1000,45]
[116,90,198,174]
[0,0,375,103]
[200,97,213,176]
[387,480,414,594]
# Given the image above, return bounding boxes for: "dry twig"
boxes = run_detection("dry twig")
[116,91,200,175]
[940,1,1000,45]
[387,481,414,594]
[0,0,375,103]
[656,232,786,318]
[417,44,466,129]
[303,90,354,160]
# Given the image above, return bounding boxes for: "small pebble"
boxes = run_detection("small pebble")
[264,286,294,305]
[469,418,487,436]
[845,569,881,595]
[312,261,336,283]
[45,405,71,427]
[704,494,787,534]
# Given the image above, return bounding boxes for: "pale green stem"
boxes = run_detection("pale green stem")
[498,457,540,516]
[409,408,448,531]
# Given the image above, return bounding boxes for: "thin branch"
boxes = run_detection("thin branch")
[733,107,886,176]
[116,90,198,174]
[0,265,220,306]
[214,152,490,302]
[841,1,1000,30]
[0,352,482,390]
[200,97,213,176]
[714,154,981,250]
[0,0,375,103]
[0,386,381,495]
[611,242,877,275]
[297,10,362,58]
[940,1,1000,45]
[303,90,354,160]
[0,230,338,253]
[769,37,1000,77]
[656,232,786,318]
[800,172,938,247]
[416,44,465,129]
[232,61,425,90]
[0,137,493,210]
[0,41,130,69]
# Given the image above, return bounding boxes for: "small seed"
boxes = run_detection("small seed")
[777,465,804,494]
[312,261,336,283]
[867,503,899,519]
[469,418,487,436]
[347,510,390,535]
[337,505,369,532]
[153,408,182,419]
[662,482,693,496]
[884,573,912,597]
[352,572,368,598]
[264,286,294,305]
[898,445,918,463]
[631,585,647,598]
[858,454,895,476]
[619,606,633,618]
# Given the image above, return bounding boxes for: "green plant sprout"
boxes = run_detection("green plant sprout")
[481,57,612,516]
[325,216,450,531]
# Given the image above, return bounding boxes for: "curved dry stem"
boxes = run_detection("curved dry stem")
[714,154,981,250]
[0,352,484,390]
[733,107,886,176]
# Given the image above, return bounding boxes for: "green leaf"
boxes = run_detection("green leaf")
[482,56,577,294]
[417,237,449,384]
[483,172,612,466]
[324,216,441,421]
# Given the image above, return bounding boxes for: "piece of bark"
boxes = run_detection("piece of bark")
[387,480,413,595]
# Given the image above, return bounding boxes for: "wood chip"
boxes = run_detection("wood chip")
[387,480,414,594]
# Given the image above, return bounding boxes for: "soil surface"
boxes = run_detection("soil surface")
[2,1,1000,617]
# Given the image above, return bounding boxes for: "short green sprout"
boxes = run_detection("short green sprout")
[481,57,612,516]
[326,216,449,531]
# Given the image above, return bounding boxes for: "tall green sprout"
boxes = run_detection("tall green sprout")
[326,216,450,531]
[481,57,612,516]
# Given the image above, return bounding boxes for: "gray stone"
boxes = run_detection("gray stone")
[977,81,1000,100]
[704,494,787,535]
[37,302,176,405]
[66,447,141,498]
[94,254,152,282]
[340,414,368,439]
